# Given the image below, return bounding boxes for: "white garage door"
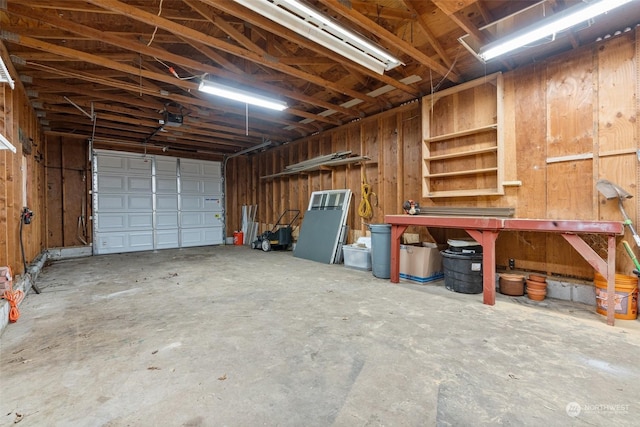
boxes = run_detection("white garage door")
[93,150,223,255]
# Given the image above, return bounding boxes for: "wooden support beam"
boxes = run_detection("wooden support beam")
[318,0,460,84]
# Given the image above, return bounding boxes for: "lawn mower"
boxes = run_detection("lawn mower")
[252,209,300,251]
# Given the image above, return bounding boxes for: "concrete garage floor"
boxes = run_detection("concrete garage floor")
[1,246,639,426]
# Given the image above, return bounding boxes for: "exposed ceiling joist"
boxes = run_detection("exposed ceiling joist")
[1,0,637,159]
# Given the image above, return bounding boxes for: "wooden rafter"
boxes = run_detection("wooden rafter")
[432,0,490,45]
[402,0,458,72]
[6,4,360,124]
[84,0,385,106]
[201,0,421,97]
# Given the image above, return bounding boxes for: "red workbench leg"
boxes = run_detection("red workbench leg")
[561,233,616,326]
[389,225,408,283]
[466,229,500,306]
[606,234,616,326]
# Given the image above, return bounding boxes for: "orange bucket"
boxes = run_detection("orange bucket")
[233,231,244,245]
[594,272,638,320]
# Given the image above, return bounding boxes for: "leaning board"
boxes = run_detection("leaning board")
[294,210,345,264]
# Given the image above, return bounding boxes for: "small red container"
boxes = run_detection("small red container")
[233,231,244,245]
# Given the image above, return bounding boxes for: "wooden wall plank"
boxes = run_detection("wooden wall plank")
[6,87,19,274]
[513,64,547,218]
[547,160,594,219]
[546,51,594,158]
[0,85,7,266]
[597,32,636,155]
[494,67,549,273]
[0,149,7,265]
[380,114,398,222]
[45,137,63,247]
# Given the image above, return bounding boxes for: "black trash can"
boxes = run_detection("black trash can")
[441,249,483,294]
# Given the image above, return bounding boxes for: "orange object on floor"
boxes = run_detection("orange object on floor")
[3,289,24,323]
[1,266,24,323]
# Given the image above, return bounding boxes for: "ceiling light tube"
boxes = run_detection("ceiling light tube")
[0,55,15,89]
[198,80,288,111]
[227,140,273,159]
[233,0,402,74]
[479,0,635,61]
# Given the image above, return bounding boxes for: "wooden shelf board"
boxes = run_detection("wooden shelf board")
[261,155,371,179]
[426,167,498,178]
[424,124,497,143]
[425,146,497,161]
[425,188,505,198]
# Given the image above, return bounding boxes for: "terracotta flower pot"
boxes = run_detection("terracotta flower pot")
[526,279,547,291]
[499,274,524,296]
[527,288,546,301]
[528,274,547,283]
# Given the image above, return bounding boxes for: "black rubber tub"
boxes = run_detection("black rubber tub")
[441,249,483,294]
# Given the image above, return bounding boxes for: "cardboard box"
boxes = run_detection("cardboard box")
[400,243,444,283]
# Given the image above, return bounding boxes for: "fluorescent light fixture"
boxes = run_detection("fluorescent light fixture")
[233,0,402,74]
[198,80,288,111]
[0,133,17,153]
[0,55,15,89]
[479,0,635,61]
[227,140,273,159]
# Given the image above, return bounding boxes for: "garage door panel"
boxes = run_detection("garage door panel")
[156,229,179,248]
[128,231,154,249]
[96,213,153,232]
[97,194,126,211]
[180,160,205,176]
[181,178,204,194]
[97,175,152,193]
[181,227,222,247]
[204,162,221,177]
[127,158,153,174]
[181,195,205,210]
[96,155,126,173]
[97,194,151,211]
[156,177,177,193]
[181,211,206,227]
[204,180,223,195]
[157,212,178,228]
[181,196,223,211]
[156,158,177,175]
[94,231,154,254]
[181,212,223,228]
[95,213,126,231]
[128,195,153,210]
[204,227,223,244]
[181,159,221,178]
[94,151,222,253]
[128,213,153,228]
[95,233,126,253]
[205,197,223,212]
[97,175,126,192]
[157,195,178,210]
[97,154,152,174]
[128,176,152,192]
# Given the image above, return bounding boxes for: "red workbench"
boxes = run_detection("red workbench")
[384,215,625,326]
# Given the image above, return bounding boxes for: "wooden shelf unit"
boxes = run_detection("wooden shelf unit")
[422,72,504,198]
